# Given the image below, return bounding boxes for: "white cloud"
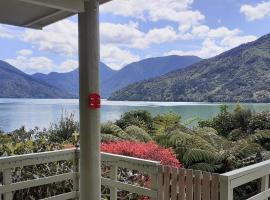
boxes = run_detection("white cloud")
[6,51,78,74]
[101,45,140,70]
[17,49,33,56]
[23,19,78,56]
[101,0,204,27]
[165,33,257,59]
[57,59,78,72]
[101,22,180,48]
[100,22,144,48]
[0,25,14,39]
[221,35,257,48]
[165,38,225,58]
[191,26,241,39]
[240,1,270,21]
[6,56,54,74]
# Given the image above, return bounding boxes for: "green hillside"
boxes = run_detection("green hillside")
[110,33,270,103]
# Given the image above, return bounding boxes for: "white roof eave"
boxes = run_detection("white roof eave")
[0,0,112,29]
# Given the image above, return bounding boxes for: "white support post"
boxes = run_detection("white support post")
[3,169,12,200]
[78,0,101,199]
[150,171,159,200]
[261,175,269,200]
[109,165,118,200]
[219,176,233,200]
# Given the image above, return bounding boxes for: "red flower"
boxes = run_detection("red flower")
[101,141,182,168]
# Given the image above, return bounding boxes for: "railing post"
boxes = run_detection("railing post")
[219,175,233,200]
[261,175,269,200]
[157,165,164,200]
[3,169,12,200]
[73,148,79,199]
[150,167,159,200]
[109,165,118,200]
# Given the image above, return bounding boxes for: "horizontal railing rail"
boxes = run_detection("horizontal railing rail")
[0,148,161,200]
[0,149,78,200]
[220,159,270,200]
[4,148,268,200]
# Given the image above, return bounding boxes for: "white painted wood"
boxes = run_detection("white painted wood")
[18,0,84,12]
[41,191,77,200]
[157,165,164,200]
[24,10,67,28]
[0,149,75,170]
[101,177,158,198]
[0,149,161,200]
[150,168,159,200]
[219,175,233,200]
[109,165,118,200]
[73,148,79,199]
[78,0,101,199]
[3,169,12,200]
[102,152,160,173]
[0,173,74,193]
[247,188,270,200]
[222,159,270,183]
[261,175,269,191]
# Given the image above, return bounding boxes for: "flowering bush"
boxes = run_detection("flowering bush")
[101,141,182,168]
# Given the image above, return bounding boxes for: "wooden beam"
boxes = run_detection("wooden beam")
[18,0,84,12]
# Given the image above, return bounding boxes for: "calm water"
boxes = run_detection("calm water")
[0,98,270,132]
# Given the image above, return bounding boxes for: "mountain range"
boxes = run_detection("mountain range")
[32,55,201,98]
[101,55,201,97]
[0,60,72,98]
[109,33,270,103]
[0,55,201,98]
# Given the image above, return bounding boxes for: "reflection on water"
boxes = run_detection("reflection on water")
[0,98,270,132]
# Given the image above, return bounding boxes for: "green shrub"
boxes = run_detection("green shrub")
[116,110,154,132]
[153,112,181,135]
[199,105,234,137]
[248,112,270,132]
[48,113,79,143]
[124,125,152,142]
[233,105,252,132]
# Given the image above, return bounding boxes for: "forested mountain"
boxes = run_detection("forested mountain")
[102,55,201,97]
[0,60,72,98]
[32,63,115,97]
[109,33,270,103]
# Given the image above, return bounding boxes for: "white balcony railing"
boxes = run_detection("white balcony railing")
[1,148,270,200]
[220,159,270,200]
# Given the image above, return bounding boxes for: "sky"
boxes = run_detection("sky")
[0,0,270,74]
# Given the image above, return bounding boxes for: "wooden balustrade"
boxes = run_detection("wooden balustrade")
[1,148,270,200]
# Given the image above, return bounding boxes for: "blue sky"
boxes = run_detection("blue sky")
[0,0,269,74]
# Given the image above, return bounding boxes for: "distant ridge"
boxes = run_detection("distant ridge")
[32,62,115,97]
[102,55,202,97]
[32,55,201,98]
[109,33,270,103]
[0,60,72,98]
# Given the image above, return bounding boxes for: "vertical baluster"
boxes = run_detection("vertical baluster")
[0,182,2,200]
[186,169,193,200]
[3,169,12,200]
[211,174,219,200]
[219,175,232,200]
[178,169,185,200]
[170,168,178,200]
[151,167,159,200]
[202,172,210,200]
[261,175,269,200]
[194,170,202,200]
[163,166,171,200]
[157,165,164,200]
[109,165,118,200]
[73,148,79,199]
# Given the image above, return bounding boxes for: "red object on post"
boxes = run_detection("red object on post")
[88,93,101,109]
